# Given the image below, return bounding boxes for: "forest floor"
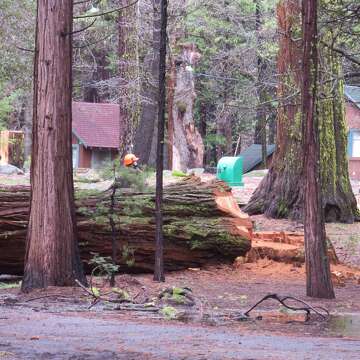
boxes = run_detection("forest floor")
[0,263,360,359]
[0,171,360,359]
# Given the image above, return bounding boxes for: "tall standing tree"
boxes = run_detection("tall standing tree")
[153,0,168,282]
[253,0,268,168]
[134,0,162,166]
[22,0,86,291]
[244,0,358,223]
[167,43,204,171]
[118,0,140,158]
[301,0,334,298]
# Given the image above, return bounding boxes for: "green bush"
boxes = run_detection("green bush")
[100,160,153,192]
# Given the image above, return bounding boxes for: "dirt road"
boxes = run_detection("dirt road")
[1,308,359,360]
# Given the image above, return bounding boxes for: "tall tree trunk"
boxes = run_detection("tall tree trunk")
[302,0,334,299]
[154,0,168,282]
[168,43,204,171]
[244,0,358,223]
[83,50,110,103]
[166,56,176,169]
[23,94,33,161]
[254,0,267,168]
[216,0,232,160]
[199,101,208,165]
[21,0,86,291]
[118,0,140,158]
[133,0,161,166]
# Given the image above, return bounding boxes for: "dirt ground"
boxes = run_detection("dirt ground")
[1,172,360,359]
[233,173,360,269]
[1,262,360,359]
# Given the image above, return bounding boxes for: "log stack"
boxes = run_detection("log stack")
[0,177,252,275]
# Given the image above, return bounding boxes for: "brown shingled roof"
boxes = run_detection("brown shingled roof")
[72,102,121,149]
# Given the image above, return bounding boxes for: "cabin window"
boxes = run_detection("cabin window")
[353,131,360,157]
[349,130,360,158]
[72,144,79,168]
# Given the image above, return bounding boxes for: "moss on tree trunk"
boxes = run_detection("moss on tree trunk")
[244,0,358,223]
[0,178,251,275]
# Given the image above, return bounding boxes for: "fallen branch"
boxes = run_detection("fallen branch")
[24,295,75,303]
[244,294,330,321]
[74,279,160,312]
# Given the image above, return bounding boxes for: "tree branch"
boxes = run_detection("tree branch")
[73,0,139,19]
[344,72,360,79]
[73,32,114,49]
[15,45,35,53]
[321,41,360,67]
[62,18,97,36]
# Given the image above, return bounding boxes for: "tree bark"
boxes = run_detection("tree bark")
[153,0,168,282]
[0,179,252,275]
[118,0,140,158]
[133,0,161,166]
[83,50,110,103]
[301,0,334,298]
[21,0,86,291]
[168,43,204,171]
[166,52,176,170]
[244,0,358,223]
[253,0,268,168]
[216,0,232,160]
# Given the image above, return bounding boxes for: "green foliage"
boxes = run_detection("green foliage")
[0,1,35,129]
[0,282,21,289]
[160,306,178,320]
[171,170,187,177]
[0,85,21,129]
[176,101,187,114]
[277,199,288,217]
[112,288,130,301]
[168,287,188,304]
[100,160,152,192]
[185,0,278,163]
[91,287,100,297]
[88,252,119,277]
[121,244,136,267]
[23,156,31,172]
[75,189,101,200]
[204,134,227,148]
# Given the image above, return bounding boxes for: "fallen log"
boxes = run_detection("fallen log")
[0,177,252,275]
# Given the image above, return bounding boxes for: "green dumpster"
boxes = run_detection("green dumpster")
[216,156,244,186]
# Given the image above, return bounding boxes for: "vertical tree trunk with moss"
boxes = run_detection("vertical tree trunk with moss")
[302,0,334,299]
[317,40,358,222]
[245,0,304,219]
[244,0,358,223]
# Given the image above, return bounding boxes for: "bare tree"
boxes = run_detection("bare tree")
[22,0,86,291]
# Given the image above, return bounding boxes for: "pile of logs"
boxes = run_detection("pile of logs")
[0,177,252,275]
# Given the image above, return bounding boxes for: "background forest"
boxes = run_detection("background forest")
[1,0,360,167]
